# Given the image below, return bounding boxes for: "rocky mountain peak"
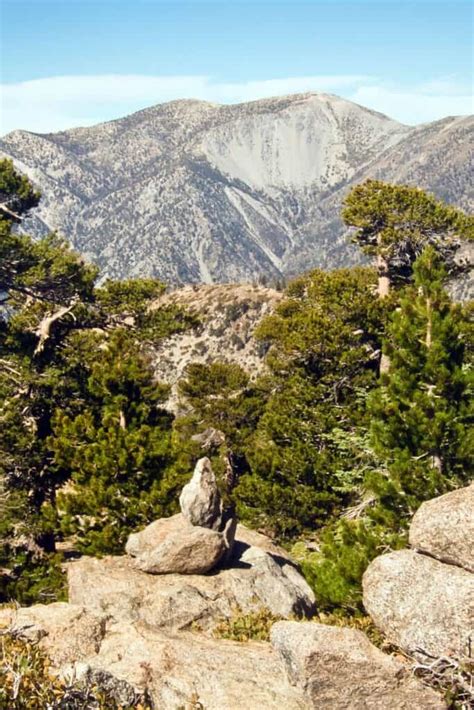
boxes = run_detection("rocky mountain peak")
[0,93,471,285]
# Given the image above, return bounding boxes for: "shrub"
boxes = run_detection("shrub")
[0,633,152,709]
[212,608,283,642]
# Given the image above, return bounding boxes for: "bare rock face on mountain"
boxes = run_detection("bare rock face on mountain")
[1,93,472,285]
[271,621,445,709]
[363,484,474,661]
[409,483,474,572]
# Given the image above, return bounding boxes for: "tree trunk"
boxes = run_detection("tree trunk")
[376,237,391,374]
[377,252,391,299]
[379,352,391,375]
[425,297,432,348]
[119,409,126,430]
[425,294,442,474]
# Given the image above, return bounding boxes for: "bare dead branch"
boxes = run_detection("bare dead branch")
[33,301,77,355]
[0,203,22,222]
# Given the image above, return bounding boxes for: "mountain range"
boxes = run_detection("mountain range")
[1,93,472,284]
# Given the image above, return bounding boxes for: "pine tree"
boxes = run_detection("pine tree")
[235,267,385,538]
[0,160,98,538]
[177,362,264,453]
[368,246,472,513]
[0,162,195,598]
[51,330,175,555]
[342,180,473,299]
[306,247,472,612]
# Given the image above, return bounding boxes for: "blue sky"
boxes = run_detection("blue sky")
[1,0,472,134]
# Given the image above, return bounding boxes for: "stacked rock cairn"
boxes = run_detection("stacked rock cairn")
[125,457,237,575]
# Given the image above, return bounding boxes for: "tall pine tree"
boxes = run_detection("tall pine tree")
[303,247,472,612]
[51,329,176,556]
[342,180,473,298]
[368,245,472,513]
[235,267,384,538]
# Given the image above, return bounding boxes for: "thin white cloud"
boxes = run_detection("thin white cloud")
[351,85,473,125]
[0,73,472,135]
[205,75,373,103]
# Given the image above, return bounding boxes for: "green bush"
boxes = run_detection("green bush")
[212,608,284,642]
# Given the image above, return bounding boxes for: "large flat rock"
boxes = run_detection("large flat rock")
[271,621,445,709]
[363,549,474,659]
[0,605,306,709]
[82,621,307,709]
[409,484,474,572]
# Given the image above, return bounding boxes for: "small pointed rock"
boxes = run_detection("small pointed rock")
[179,457,222,529]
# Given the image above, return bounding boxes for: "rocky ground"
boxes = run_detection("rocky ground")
[1,462,472,709]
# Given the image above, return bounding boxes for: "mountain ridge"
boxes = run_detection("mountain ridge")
[1,92,472,284]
